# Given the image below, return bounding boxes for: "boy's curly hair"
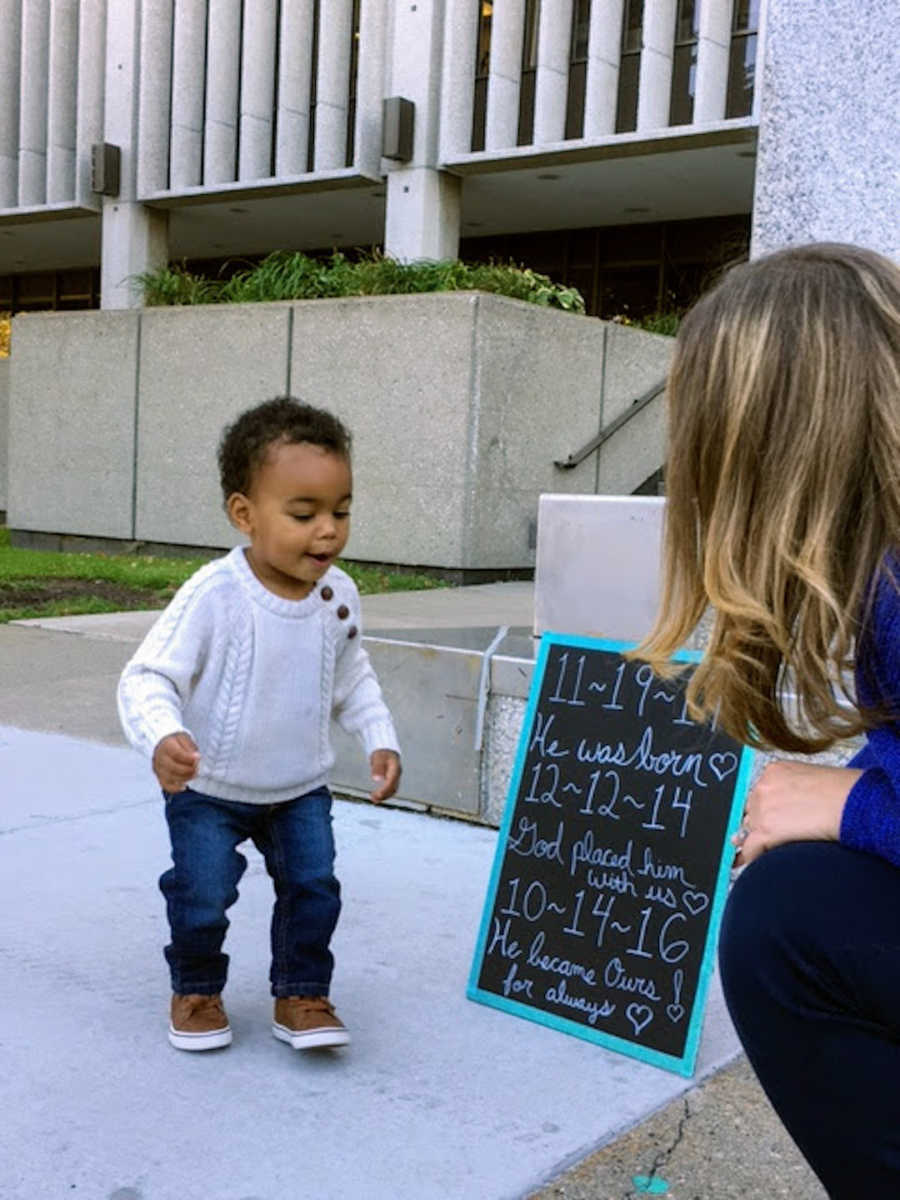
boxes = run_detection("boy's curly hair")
[218,396,352,501]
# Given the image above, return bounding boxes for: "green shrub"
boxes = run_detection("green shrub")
[611,311,682,336]
[137,251,586,314]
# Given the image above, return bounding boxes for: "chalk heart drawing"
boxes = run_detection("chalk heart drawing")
[682,890,709,916]
[626,1003,654,1036]
[666,1002,685,1023]
[708,752,738,781]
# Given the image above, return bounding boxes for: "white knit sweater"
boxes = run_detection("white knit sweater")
[117,547,400,804]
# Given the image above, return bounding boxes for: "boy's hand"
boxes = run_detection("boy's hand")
[153,732,201,793]
[369,750,401,804]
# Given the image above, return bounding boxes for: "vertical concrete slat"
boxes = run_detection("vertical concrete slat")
[439,0,479,159]
[0,0,22,206]
[136,0,174,196]
[314,0,353,170]
[46,0,78,204]
[74,0,105,207]
[238,0,278,180]
[693,0,732,124]
[532,0,574,146]
[274,0,315,176]
[18,0,50,206]
[485,0,526,151]
[353,0,387,177]
[169,0,207,189]
[637,0,677,131]
[204,0,241,183]
[584,0,624,137]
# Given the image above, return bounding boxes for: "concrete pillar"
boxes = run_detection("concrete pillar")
[238,0,278,180]
[485,0,526,151]
[275,0,315,176]
[637,0,677,132]
[18,0,50,206]
[74,0,105,208]
[313,0,353,171]
[204,0,242,184]
[692,0,731,124]
[101,0,169,308]
[583,0,624,138]
[0,0,22,207]
[169,0,206,189]
[532,0,574,145]
[752,0,900,260]
[384,0,461,261]
[385,168,461,261]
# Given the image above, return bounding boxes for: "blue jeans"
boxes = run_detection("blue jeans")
[160,786,340,997]
[719,842,900,1198]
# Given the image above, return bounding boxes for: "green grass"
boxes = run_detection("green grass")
[0,527,445,624]
[137,250,586,314]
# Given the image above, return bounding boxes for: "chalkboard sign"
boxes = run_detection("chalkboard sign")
[468,634,753,1077]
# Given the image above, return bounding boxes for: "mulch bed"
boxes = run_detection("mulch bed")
[0,578,169,610]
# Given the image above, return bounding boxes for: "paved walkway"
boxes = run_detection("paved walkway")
[0,584,825,1200]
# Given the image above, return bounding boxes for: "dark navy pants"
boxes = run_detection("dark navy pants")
[719,842,900,1198]
[160,786,340,998]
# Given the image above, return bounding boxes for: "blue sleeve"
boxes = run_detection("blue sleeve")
[839,563,900,866]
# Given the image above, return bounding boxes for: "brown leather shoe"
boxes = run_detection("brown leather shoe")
[169,993,232,1051]
[273,996,350,1049]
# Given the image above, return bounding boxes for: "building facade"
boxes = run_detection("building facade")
[0,0,765,320]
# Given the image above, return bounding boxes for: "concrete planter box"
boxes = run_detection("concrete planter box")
[7,294,671,573]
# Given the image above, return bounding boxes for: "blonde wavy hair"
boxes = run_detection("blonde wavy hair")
[632,243,900,752]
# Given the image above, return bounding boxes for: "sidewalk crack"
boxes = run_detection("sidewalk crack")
[624,1096,691,1198]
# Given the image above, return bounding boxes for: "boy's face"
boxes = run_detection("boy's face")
[227,440,352,600]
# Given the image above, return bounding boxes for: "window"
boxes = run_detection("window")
[565,0,592,139]
[471,2,492,151]
[725,0,760,117]
[669,0,699,125]
[516,0,541,145]
[345,0,362,166]
[615,0,644,133]
[0,269,100,315]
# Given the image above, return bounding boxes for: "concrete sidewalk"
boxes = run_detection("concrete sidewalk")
[0,584,825,1200]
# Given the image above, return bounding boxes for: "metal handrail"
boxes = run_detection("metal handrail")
[553,378,666,470]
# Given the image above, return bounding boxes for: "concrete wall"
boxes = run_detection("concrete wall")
[0,357,8,513]
[135,304,291,548]
[7,294,672,569]
[8,311,139,539]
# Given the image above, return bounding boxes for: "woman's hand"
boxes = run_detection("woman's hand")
[733,760,864,866]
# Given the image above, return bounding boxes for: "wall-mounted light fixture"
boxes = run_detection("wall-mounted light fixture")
[382,97,415,162]
[91,143,121,196]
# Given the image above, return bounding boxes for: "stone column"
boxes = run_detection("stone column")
[100,0,169,310]
[752,0,900,260]
[383,0,461,262]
